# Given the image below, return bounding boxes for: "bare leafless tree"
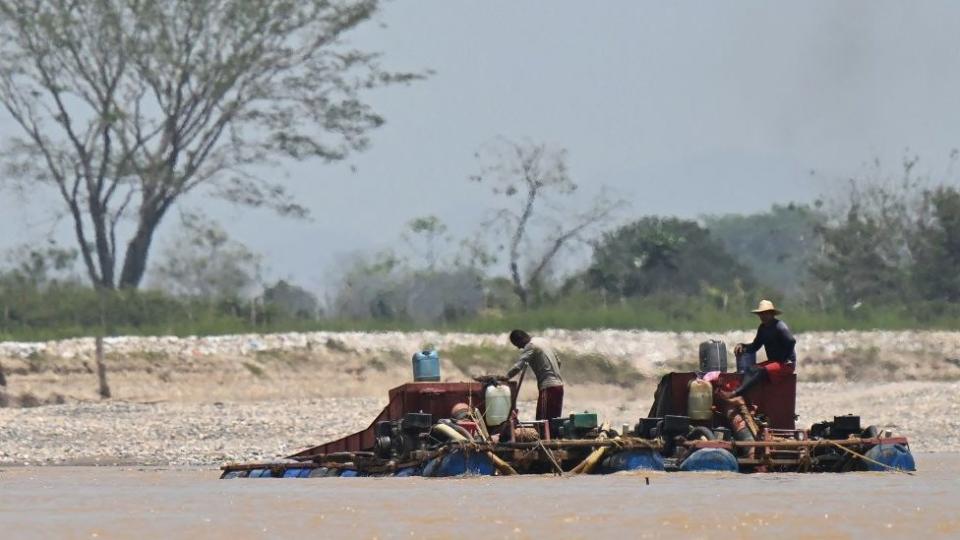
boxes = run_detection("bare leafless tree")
[470,139,625,308]
[0,0,420,290]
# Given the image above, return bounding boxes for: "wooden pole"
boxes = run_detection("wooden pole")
[0,306,7,385]
[486,451,519,475]
[510,365,527,413]
[569,446,607,475]
[95,336,111,399]
[95,286,113,400]
[686,437,908,449]
[496,437,661,450]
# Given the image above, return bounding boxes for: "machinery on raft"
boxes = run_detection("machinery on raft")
[221,346,916,479]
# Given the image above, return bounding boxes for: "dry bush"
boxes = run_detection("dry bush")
[17,391,42,408]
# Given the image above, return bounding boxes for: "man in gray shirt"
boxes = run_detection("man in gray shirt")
[505,329,564,420]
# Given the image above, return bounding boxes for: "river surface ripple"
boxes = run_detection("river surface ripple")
[1,453,958,540]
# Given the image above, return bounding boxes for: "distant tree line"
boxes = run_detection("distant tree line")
[2,147,959,337]
[322,152,960,326]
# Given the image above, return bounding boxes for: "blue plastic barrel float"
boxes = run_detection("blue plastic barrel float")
[598,449,665,473]
[281,468,313,478]
[308,467,330,478]
[412,350,441,381]
[422,450,494,477]
[394,467,420,477]
[679,448,739,472]
[864,444,916,472]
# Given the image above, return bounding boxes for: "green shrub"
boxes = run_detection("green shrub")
[242,362,266,378]
[3,279,960,341]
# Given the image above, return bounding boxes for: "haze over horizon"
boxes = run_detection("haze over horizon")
[2,0,958,295]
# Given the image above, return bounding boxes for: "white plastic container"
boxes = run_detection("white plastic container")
[484,385,512,427]
[687,378,714,421]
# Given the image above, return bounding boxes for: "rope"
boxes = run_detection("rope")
[798,446,812,473]
[537,439,564,476]
[824,440,915,476]
[470,408,491,442]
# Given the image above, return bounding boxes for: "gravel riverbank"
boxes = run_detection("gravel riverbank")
[2,329,959,405]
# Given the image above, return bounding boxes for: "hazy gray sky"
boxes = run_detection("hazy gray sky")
[2,1,959,293]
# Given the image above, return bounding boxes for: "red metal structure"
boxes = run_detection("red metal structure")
[651,372,797,429]
[289,372,796,461]
[287,381,517,460]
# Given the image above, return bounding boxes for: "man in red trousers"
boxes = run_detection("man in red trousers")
[504,329,564,420]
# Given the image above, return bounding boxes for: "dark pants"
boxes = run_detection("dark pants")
[732,360,795,396]
[536,385,564,420]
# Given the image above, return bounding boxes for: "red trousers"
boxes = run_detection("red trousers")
[758,359,795,384]
[536,386,564,420]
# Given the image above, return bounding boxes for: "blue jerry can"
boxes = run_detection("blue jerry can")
[412,350,441,382]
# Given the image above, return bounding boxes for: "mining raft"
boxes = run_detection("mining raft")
[221,347,916,479]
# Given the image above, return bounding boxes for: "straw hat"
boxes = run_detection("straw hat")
[750,299,781,315]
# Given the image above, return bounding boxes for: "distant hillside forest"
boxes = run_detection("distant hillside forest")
[4,155,960,339]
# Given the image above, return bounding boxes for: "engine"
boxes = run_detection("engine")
[374,412,433,460]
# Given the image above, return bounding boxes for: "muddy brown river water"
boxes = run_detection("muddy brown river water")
[1,454,958,540]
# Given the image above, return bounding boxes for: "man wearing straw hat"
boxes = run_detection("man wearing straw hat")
[719,299,797,399]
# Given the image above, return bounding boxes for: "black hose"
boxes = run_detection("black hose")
[833,451,855,472]
[856,425,882,468]
[687,426,717,441]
